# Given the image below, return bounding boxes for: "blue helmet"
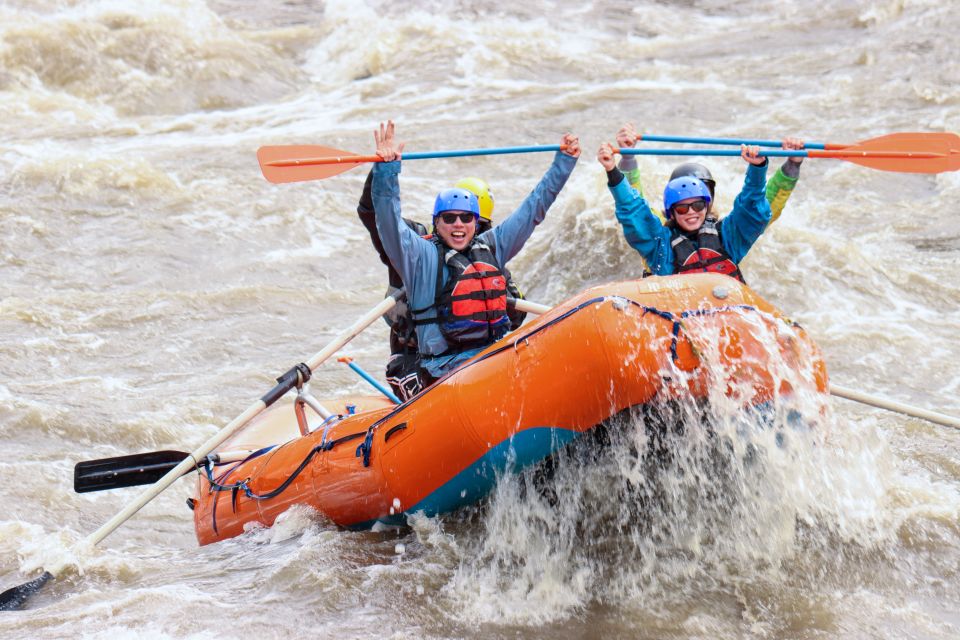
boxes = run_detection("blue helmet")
[433,188,480,219]
[663,176,712,217]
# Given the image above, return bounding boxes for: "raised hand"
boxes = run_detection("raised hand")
[561,133,581,158]
[741,144,765,166]
[616,123,638,149]
[374,120,405,162]
[597,142,617,171]
[782,137,805,165]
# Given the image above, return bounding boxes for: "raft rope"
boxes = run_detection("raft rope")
[204,431,370,500]
[355,295,769,467]
[204,422,370,533]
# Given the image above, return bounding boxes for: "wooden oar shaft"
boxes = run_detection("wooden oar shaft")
[830,384,960,429]
[515,299,960,430]
[84,402,264,547]
[513,298,550,314]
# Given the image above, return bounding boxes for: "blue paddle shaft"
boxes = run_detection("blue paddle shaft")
[403,145,563,160]
[345,361,401,404]
[620,148,810,157]
[638,134,825,150]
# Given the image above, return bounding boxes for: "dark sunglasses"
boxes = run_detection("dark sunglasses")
[672,199,708,216]
[438,212,476,225]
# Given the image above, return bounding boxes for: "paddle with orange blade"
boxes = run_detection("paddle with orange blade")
[258,144,568,184]
[623,132,960,174]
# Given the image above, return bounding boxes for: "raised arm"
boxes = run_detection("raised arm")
[599,141,673,273]
[615,122,649,197]
[719,145,772,263]
[484,133,580,264]
[766,136,804,226]
[371,121,433,286]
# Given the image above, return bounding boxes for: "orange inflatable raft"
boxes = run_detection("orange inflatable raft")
[192,274,828,545]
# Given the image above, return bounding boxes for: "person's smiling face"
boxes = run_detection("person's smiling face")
[671,197,709,233]
[435,211,477,251]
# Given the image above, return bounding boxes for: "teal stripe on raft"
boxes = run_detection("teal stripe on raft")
[367,426,581,528]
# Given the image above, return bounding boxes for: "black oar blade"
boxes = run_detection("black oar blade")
[0,571,53,611]
[74,450,191,493]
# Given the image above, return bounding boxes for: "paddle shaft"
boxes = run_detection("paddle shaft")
[266,144,566,167]
[516,299,960,429]
[339,357,401,404]
[830,384,960,429]
[514,298,551,314]
[636,134,832,150]
[617,148,943,159]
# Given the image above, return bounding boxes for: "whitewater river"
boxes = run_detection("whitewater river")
[2,0,959,638]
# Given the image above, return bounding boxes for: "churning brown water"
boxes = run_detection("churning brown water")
[2,0,959,638]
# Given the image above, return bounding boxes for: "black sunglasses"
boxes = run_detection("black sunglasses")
[438,212,476,225]
[672,200,708,215]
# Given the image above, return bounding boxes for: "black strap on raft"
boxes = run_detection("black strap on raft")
[204,432,366,517]
[206,445,274,534]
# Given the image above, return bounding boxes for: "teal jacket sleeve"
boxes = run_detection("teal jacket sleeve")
[719,161,772,263]
[610,178,675,275]
[479,151,578,263]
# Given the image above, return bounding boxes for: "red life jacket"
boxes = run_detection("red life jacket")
[671,218,746,284]
[412,239,510,350]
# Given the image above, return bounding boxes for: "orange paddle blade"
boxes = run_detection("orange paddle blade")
[822,132,958,151]
[816,132,960,173]
[257,145,377,184]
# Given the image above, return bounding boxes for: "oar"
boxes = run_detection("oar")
[73,449,263,494]
[515,299,960,429]
[0,290,405,611]
[635,131,960,152]
[616,147,956,175]
[617,132,960,174]
[257,144,569,184]
[830,384,960,430]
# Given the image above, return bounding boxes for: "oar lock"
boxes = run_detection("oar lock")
[261,362,314,407]
[292,362,312,388]
[295,385,335,435]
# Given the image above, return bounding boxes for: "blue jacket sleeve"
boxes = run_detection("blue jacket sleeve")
[610,178,675,275]
[372,161,451,357]
[719,162,772,263]
[481,151,578,263]
[371,161,438,295]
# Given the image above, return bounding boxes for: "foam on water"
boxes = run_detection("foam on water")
[0,0,304,118]
[2,0,959,637]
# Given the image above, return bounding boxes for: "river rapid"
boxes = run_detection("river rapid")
[2,0,959,638]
